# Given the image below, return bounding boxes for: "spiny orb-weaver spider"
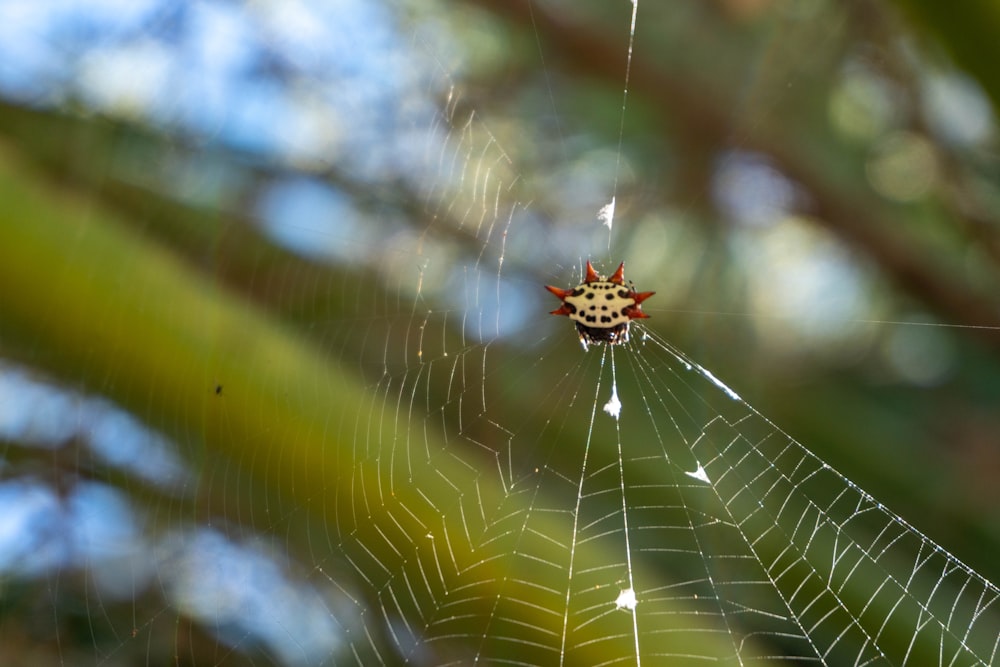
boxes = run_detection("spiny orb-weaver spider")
[545,260,655,350]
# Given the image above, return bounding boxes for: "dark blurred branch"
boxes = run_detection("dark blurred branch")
[466,0,1000,348]
[889,0,1000,117]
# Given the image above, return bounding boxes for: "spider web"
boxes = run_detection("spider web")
[0,0,999,665]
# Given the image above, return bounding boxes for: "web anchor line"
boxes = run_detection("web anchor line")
[559,343,607,666]
[609,345,642,664]
[603,0,640,250]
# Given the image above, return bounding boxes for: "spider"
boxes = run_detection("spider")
[545,260,655,349]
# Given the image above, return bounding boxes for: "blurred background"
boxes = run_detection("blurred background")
[1,0,999,664]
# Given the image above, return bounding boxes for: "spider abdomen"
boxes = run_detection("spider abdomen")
[545,261,655,349]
